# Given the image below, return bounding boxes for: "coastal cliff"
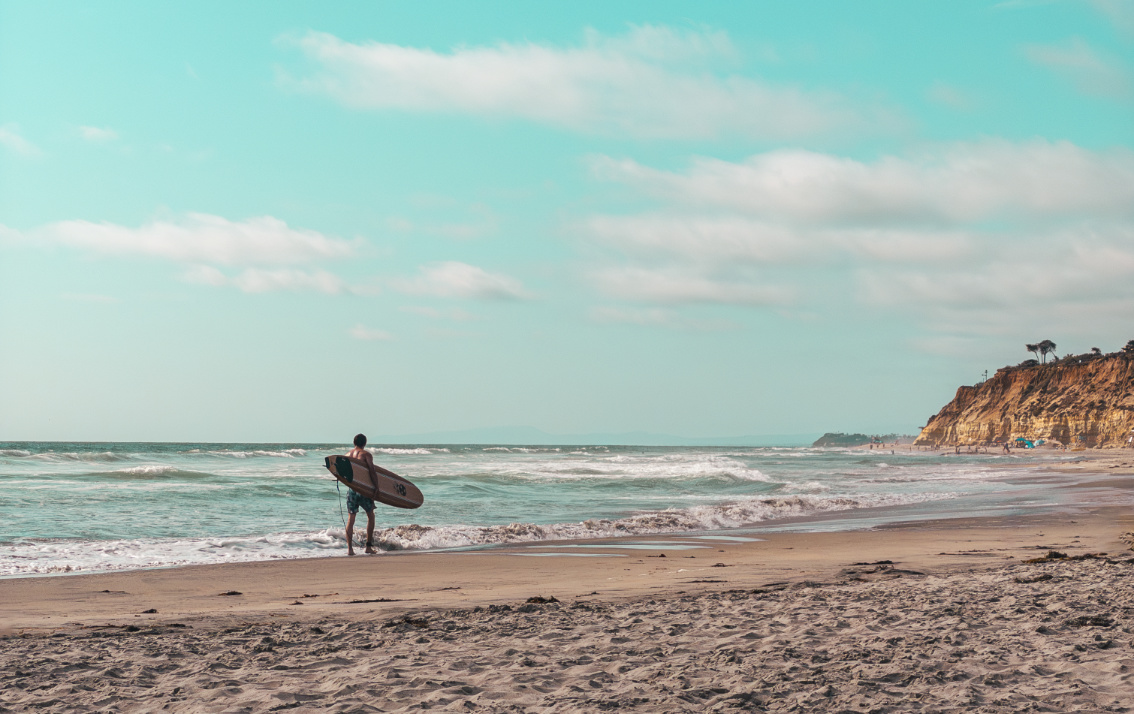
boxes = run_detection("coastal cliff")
[915,352,1134,447]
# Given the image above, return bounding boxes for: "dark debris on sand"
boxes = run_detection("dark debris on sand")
[3,558,1134,712]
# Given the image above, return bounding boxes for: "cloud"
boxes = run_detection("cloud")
[926,82,976,111]
[580,138,1134,338]
[585,214,973,266]
[182,265,348,294]
[0,123,41,157]
[591,266,793,306]
[1090,0,1134,36]
[37,213,358,266]
[590,140,1134,224]
[387,199,499,240]
[278,25,894,139]
[350,324,394,340]
[1025,37,1133,99]
[590,306,739,331]
[856,220,1134,334]
[393,261,531,300]
[400,305,479,321]
[79,126,119,142]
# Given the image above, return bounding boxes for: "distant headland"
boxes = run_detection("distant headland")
[915,339,1134,448]
[811,433,915,448]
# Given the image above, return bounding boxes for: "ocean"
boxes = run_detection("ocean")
[1,441,1125,577]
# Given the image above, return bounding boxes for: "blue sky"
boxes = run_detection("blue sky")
[2,1,1132,442]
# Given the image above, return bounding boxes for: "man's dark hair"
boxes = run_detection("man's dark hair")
[354,433,367,448]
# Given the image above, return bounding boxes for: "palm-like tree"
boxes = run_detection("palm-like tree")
[1037,339,1057,364]
[1026,343,1039,361]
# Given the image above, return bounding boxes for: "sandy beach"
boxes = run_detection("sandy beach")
[3,457,1134,712]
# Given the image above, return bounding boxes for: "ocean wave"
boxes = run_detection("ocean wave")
[371,447,443,455]
[0,491,958,577]
[0,449,32,457]
[96,465,223,480]
[23,451,131,463]
[369,492,953,552]
[0,531,343,577]
[205,448,308,459]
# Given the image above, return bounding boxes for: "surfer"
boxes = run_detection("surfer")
[346,434,378,555]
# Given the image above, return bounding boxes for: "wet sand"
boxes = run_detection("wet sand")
[3,497,1133,712]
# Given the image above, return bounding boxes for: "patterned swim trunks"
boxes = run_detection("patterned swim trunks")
[347,489,375,514]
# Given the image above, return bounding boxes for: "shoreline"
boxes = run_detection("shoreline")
[3,456,1133,712]
[4,505,1131,633]
[4,510,1133,712]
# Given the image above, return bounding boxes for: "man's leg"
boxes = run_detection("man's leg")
[365,510,377,554]
[346,511,358,556]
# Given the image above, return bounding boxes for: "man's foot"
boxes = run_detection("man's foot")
[348,549,355,556]
[365,547,377,555]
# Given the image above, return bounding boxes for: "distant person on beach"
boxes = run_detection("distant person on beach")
[346,433,378,556]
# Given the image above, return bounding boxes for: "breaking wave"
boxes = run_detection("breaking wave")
[369,492,952,552]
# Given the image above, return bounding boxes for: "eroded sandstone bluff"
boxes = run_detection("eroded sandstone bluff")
[915,352,1134,447]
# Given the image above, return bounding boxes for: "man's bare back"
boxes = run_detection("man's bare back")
[345,435,378,555]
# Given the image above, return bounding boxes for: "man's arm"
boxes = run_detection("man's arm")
[361,451,381,495]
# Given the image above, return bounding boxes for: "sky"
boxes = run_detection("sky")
[1,0,1133,443]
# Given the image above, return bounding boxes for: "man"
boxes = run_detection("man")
[346,433,378,555]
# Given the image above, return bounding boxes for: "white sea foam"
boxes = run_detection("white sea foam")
[0,449,31,457]
[25,451,130,462]
[372,447,439,455]
[480,454,773,482]
[205,448,308,458]
[369,492,953,552]
[0,531,344,577]
[0,492,958,577]
[112,465,186,476]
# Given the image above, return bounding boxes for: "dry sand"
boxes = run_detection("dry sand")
[3,459,1134,712]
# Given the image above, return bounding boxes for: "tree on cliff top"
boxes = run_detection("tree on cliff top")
[1026,343,1040,361]
[1037,339,1057,364]
[1124,339,1134,354]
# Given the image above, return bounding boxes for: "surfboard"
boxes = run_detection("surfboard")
[324,455,424,510]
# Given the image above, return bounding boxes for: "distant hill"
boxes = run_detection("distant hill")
[812,433,915,447]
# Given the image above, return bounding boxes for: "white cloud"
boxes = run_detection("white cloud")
[387,200,499,240]
[590,306,738,331]
[1025,37,1133,99]
[182,265,348,294]
[400,305,479,321]
[394,261,531,300]
[79,126,118,142]
[926,82,976,111]
[591,266,792,306]
[591,140,1134,224]
[586,214,973,266]
[38,213,358,266]
[350,324,394,341]
[278,26,893,139]
[0,123,41,157]
[580,138,1134,338]
[856,221,1134,334]
[1090,0,1134,36]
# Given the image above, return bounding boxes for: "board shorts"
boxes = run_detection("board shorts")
[347,490,375,515]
